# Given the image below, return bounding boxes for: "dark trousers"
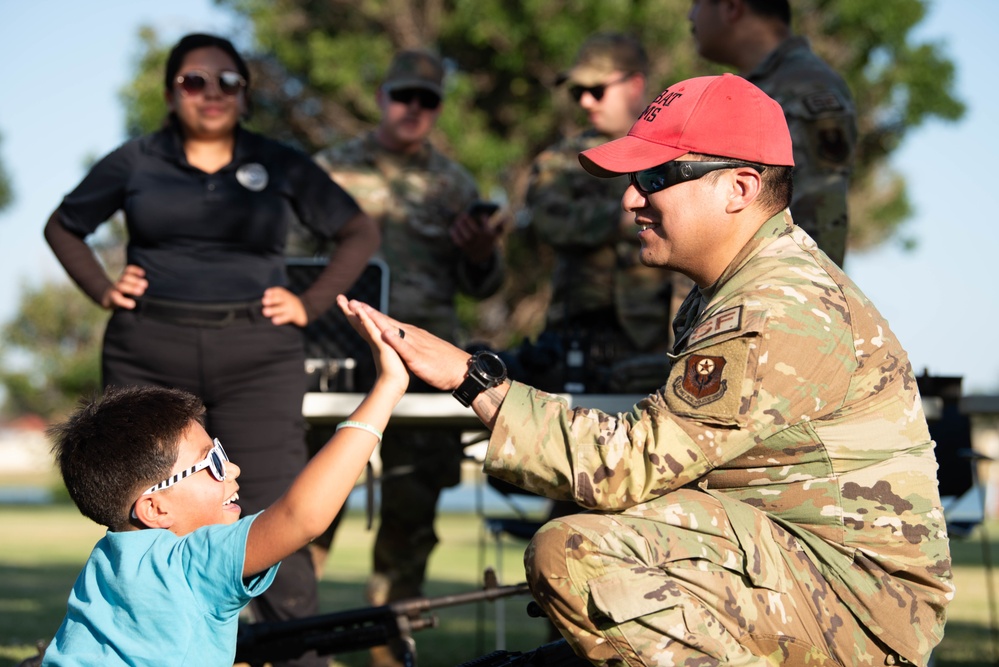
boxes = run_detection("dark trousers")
[103,307,325,667]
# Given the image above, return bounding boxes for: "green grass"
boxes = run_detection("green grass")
[1,502,997,666]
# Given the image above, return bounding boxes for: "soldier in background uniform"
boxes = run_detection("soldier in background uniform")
[342,74,952,666]
[312,49,504,667]
[689,0,857,267]
[520,33,693,394]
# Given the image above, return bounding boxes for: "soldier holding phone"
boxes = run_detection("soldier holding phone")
[312,50,504,667]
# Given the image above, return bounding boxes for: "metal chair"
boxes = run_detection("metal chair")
[286,257,390,393]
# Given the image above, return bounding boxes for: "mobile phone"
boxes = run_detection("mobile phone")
[468,200,500,218]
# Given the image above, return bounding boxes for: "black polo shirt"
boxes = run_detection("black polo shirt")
[58,122,362,303]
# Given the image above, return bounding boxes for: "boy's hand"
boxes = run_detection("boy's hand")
[338,298,470,392]
[337,295,409,396]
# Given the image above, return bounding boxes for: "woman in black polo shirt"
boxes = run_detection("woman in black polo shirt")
[44,33,378,667]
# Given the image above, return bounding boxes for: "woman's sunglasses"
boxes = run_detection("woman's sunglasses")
[175,70,246,97]
[629,161,767,196]
[388,88,441,110]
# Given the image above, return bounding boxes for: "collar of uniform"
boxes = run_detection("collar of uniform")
[744,35,811,83]
[362,130,435,169]
[144,117,260,170]
[711,210,794,290]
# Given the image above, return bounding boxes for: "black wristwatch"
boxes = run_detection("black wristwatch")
[452,351,508,407]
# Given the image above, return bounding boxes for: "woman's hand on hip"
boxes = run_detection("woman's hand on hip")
[101,264,147,310]
[262,287,308,327]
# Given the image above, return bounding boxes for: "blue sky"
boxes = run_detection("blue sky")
[1,0,997,394]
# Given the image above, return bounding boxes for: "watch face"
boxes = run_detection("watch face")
[475,352,506,380]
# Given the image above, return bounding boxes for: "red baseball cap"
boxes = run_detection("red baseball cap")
[579,73,794,177]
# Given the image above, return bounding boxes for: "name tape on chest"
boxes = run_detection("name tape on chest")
[688,306,743,347]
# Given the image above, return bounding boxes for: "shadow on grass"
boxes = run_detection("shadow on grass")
[934,618,999,667]
[0,563,85,667]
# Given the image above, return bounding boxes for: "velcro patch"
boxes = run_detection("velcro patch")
[803,91,845,114]
[689,306,742,346]
[674,355,727,407]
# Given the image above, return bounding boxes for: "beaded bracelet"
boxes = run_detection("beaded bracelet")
[335,420,383,443]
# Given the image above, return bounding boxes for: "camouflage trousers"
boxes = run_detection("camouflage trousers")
[525,488,904,666]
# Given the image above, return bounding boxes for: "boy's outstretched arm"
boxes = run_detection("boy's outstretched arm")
[242,296,408,577]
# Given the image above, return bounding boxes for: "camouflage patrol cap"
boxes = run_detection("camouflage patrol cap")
[556,33,649,87]
[580,74,794,177]
[383,49,444,96]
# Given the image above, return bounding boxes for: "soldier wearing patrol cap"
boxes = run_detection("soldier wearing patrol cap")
[340,73,951,666]
[519,33,693,396]
[312,49,504,667]
[689,0,858,268]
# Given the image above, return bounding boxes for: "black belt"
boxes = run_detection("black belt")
[136,298,262,328]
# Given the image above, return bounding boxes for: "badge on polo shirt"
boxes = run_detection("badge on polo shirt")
[237,163,268,191]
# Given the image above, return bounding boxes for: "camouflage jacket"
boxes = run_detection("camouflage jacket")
[315,132,503,341]
[485,212,951,664]
[522,130,676,350]
[747,36,857,267]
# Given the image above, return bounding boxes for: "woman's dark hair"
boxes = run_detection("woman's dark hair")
[164,33,251,93]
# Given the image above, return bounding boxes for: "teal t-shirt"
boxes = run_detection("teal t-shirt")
[42,513,277,666]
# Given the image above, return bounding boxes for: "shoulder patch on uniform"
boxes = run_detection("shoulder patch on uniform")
[689,306,742,346]
[674,355,727,407]
[803,91,845,114]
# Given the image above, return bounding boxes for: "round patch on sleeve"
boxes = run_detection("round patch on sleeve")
[674,354,728,407]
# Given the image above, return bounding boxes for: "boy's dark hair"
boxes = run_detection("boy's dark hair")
[49,386,206,531]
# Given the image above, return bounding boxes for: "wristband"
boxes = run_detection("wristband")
[335,420,383,443]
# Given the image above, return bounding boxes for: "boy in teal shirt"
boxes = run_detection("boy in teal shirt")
[43,296,407,666]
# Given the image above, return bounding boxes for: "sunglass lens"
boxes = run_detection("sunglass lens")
[632,168,667,195]
[390,89,440,109]
[569,85,605,103]
[209,451,226,482]
[219,71,244,95]
[210,438,228,481]
[417,90,441,109]
[179,73,207,94]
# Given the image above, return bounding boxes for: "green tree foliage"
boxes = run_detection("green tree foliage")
[0,282,106,420]
[0,0,963,418]
[0,220,124,419]
[0,130,13,212]
[116,0,961,342]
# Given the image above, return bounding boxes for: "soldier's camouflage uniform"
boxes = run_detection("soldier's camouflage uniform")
[747,36,857,268]
[484,212,952,665]
[314,132,504,602]
[522,130,694,393]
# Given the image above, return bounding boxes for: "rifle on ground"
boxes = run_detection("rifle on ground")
[234,579,531,667]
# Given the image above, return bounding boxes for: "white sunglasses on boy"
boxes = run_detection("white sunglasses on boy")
[131,438,229,519]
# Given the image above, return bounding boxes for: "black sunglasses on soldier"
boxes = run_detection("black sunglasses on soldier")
[387,88,441,110]
[568,74,633,103]
[175,70,246,97]
[629,161,767,196]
